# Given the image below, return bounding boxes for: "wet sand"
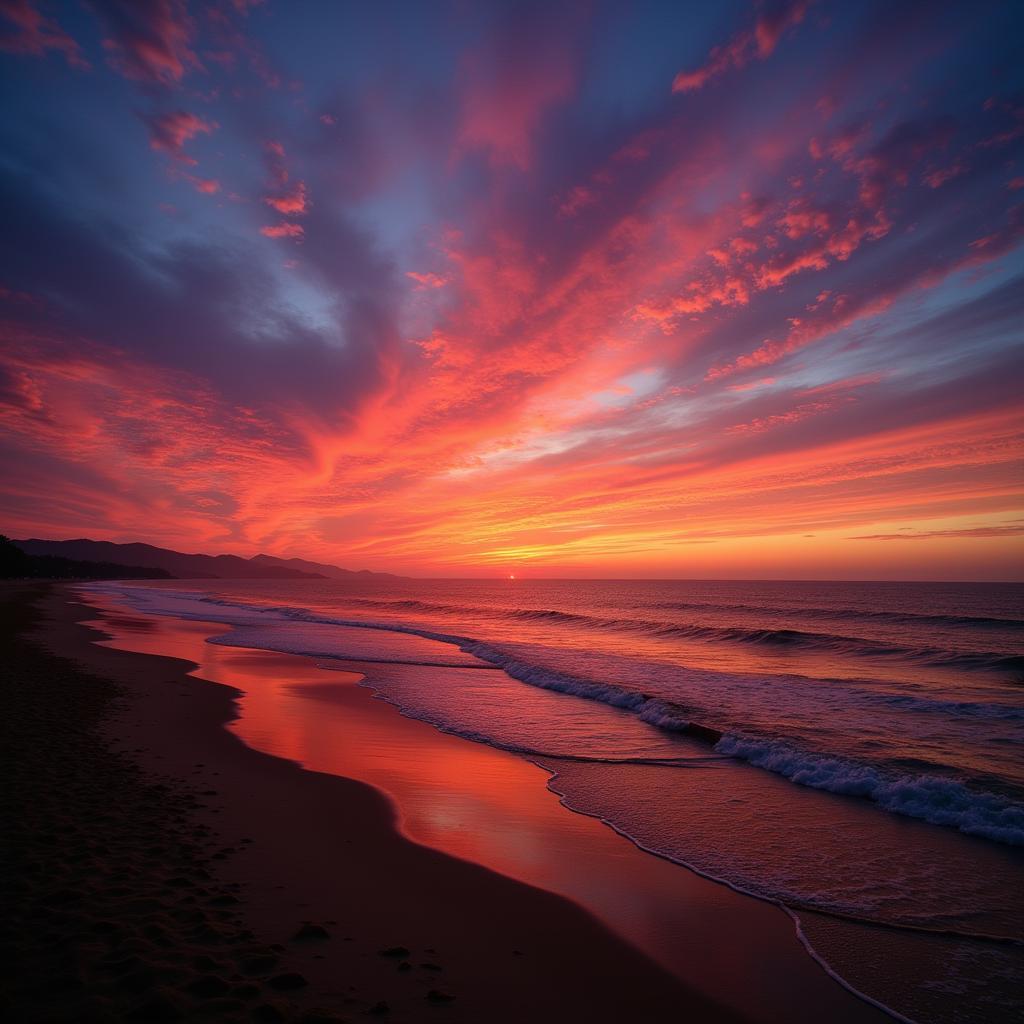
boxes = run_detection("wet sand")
[4,582,890,1022]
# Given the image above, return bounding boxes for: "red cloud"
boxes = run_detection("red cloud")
[457,67,572,169]
[93,0,198,85]
[144,110,217,164]
[922,161,967,189]
[633,276,751,328]
[263,140,288,186]
[558,184,597,218]
[454,19,576,171]
[707,207,1024,380]
[264,182,308,215]
[260,143,310,228]
[407,271,447,289]
[185,174,220,195]
[777,199,832,239]
[0,0,88,67]
[260,222,304,239]
[726,377,777,392]
[726,395,842,435]
[672,1,812,93]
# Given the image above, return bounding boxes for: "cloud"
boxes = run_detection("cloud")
[260,222,303,238]
[705,178,1024,380]
[260,141,311,233]
[90,0,198,85]
[264,181,308,215]
[672,1,812,93]
[141,110,219,196]
[0,0,1022,573]
[0,0,89,67]
[850,524,1024,541]
[406,271,447,289]
[143,109,217,163]
[453,2,581,170]
[0,158,400,421]
[181,173,220,194]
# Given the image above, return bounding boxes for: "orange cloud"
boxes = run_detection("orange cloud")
[850,523,1024,541]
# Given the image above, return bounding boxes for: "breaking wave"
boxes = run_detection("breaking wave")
[713,735,1024,846]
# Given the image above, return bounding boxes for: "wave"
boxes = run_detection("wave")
[330,593,1024,633]
[650,599,1024,631]
[84,583,1024,847]
[714,735,1024,846]
[344,597,465,615]
[499,610,1024,676]
[642,622,1024,673]
[457,641,1024,846]
[875,694,1024,721]
[332,597,1024,675]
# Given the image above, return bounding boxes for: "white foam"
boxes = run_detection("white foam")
[714,735,1024,846]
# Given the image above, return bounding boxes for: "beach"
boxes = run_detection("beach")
[1,580,902,1023]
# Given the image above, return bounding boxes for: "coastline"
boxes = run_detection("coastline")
[6,581,892,1022]
[6,580,734,1022]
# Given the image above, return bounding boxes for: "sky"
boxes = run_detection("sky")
[0,0,1022,579]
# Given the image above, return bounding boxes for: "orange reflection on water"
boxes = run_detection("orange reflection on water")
[84,596,881,1024]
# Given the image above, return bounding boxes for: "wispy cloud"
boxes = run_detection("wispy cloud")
[672,1,812,93]
[91,0,199,85]
[850,524,1024,541]
[0,0,89,67]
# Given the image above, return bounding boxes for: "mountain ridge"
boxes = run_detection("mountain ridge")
[250,553,402,580]
[11,538,396,580]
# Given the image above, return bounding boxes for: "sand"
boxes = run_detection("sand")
[2,581,745,1023]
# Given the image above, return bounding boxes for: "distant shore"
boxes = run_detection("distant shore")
[2,581,747,1023]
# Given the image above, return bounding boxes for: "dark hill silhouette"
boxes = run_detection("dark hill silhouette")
[10,538,399,580]
[1,536,171,580]
[250,553,402,580]
[12,539,322,580]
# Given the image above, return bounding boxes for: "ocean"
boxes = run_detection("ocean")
[85,577,1024,1022]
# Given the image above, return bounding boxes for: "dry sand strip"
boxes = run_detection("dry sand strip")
[0,581,745,1024]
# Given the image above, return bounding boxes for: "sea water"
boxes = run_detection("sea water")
[85,577,1024,1022]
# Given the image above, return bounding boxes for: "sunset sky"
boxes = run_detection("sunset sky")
[1,0,1022,578]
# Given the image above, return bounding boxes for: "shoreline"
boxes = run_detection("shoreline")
[9,580,737,1023]
[8,581,892,1022]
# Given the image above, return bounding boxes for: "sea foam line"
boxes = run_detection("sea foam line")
[538,768,922,1024]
